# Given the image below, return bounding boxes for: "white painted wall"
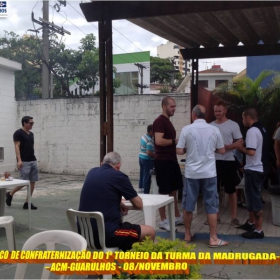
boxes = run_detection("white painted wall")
[0,57,21,173]
[199,73,237,91]
[16,95,190,178]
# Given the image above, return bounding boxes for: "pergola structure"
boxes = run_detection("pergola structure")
[79,1,280,161]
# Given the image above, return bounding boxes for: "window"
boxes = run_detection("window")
[215,80,228,87]
[173,45,179,49]
[115,72,138,95]
[198,80,208,88]
[0,147,3,161]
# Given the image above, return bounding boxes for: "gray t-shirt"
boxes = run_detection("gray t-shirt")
[211,119,242,161]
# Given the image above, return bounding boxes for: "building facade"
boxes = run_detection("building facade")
[157,41,191,77]
[69,51,150,95]
[177,65,237,93]
[0,57,21,173]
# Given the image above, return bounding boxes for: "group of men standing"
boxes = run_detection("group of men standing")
[139,96,269,247]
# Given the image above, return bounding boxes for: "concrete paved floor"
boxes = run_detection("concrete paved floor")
[0,172,280,279]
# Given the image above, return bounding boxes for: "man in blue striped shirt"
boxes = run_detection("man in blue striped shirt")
[139,124,155,193]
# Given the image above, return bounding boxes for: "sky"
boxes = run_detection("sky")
[0,0,246,74]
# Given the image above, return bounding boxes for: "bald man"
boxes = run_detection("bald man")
[177,105,228,247]
[153,96,184,231]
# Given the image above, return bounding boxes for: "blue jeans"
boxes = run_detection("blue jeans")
[182,177,219,214]
[139,158,154,194]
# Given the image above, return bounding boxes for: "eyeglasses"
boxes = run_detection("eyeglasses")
[28,122,35,125]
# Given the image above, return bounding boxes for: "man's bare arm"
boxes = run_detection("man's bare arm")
[237,146,256,156]
[14,141,22,169]
[176,148,186,155]
[224,138,244,150]
[274,139,280,168]
[147,150,155,158]
[215,147,225,154]
[155,132,177,146]
[130,196,143,210]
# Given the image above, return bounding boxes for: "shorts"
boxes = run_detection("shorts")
[216,160,241,194]
[182,177,219,214]
[244,169,265,212]
[154,159,183,194]
[20,161,39,182]
[106,222,141,251]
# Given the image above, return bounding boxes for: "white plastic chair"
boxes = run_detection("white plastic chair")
[14,230,87,279]
[67,209,119,279]
[0,216,16,251]
[66,208,119,253]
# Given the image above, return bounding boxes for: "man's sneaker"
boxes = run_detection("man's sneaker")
[231,218,240,226]
[242,230,264,239]
[23,202,37,210]
[175,214,184,226]
[6,192,13,206]
[159,219,170,231]
[236,220,255,231]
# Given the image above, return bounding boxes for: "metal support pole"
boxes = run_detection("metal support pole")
[106,21,114,154]
[42,0,50,99]
[99,21,107,164]
[140,67,144,94]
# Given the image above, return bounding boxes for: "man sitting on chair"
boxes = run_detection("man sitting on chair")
[78,152,155,251]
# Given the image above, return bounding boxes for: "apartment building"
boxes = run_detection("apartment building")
[157,41,191,77]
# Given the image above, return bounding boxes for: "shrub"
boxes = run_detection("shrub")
[115,237,202,279]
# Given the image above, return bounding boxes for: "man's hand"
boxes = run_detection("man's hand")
[225,139,244,150]
[17,160,23,170]
[120,202,128,216]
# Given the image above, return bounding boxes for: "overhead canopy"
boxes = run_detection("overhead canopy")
[79,1,280,159]
[80,1,280,59]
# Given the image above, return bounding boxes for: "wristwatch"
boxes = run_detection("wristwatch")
[172,139,176,145]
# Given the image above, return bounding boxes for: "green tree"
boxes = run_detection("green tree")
[150,56,176,83]
[0,31,42,99]
[75,34,99,95]
[213,70,280,135]
[51,39,79,97]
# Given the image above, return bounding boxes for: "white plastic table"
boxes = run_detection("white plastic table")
[0,179,32,230]
[123,194,176,240]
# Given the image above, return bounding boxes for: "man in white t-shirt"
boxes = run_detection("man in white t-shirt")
[236,108,269,239]
[210,101,243,226]
[177,105,228,247]
[274,127,280,184]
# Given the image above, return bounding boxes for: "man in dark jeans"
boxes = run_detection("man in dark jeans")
[138,124,155,194]
[236,108,269,239]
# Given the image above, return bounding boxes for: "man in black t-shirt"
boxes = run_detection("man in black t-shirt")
[78,152,155,251]
[6,116,39,210]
